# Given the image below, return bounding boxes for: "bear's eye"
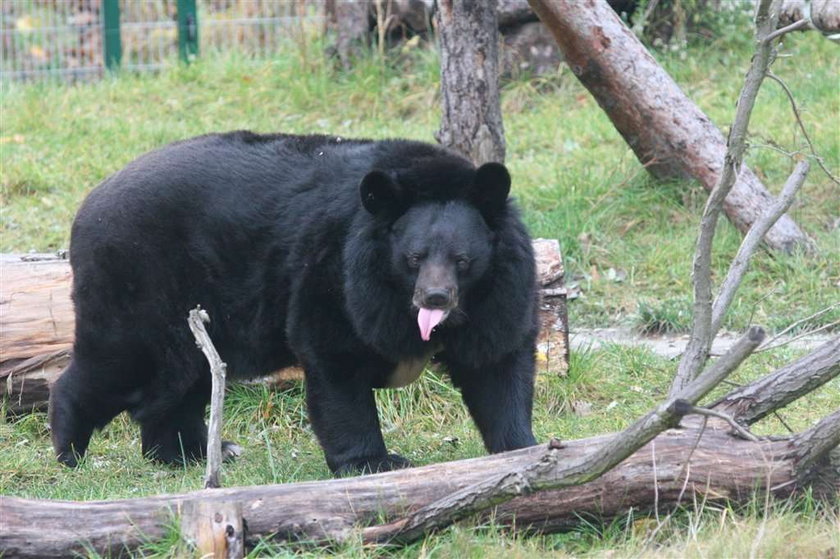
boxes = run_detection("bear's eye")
[456,257,471,272]
[407,253,424,269]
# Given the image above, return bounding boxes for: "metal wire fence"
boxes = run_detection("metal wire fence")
[1,0,325,83]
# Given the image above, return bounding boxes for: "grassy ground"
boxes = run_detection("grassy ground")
[1,21,839,559]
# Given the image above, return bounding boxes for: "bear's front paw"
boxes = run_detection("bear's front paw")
[335,453,413,476]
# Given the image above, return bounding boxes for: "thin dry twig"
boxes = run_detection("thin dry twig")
[758,303,839,349]
[712,336,840,425]
[631,0,660,37]
[651,440,661,524]
[187,306,228,489]
[676,416,708,503]
[681,404,759,442]
[773,411,795,433]
[756,320,840,353]
[765,71,840,186]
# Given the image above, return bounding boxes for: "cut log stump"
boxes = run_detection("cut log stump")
[0,240,568,414]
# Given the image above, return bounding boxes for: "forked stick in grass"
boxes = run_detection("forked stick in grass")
[187,307,228,490]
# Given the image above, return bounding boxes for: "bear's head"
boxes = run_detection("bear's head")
[358,162,511,341]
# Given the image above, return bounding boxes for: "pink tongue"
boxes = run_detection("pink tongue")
[417,308,445,341]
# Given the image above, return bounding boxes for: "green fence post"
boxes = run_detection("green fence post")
[102,0,122,71]
[177,0,199,63]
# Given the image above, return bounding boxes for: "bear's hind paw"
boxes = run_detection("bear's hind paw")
[222,440,242,463]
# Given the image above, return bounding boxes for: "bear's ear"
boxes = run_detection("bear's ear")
[470,162,511,216]
[360,170,405,216]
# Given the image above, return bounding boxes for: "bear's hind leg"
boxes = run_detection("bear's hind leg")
[138,385,211,464]
[49,359,128,467]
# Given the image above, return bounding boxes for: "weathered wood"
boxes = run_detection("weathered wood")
[180,500,244,559]
[527,0,812,254]
[780,0,840,32]
[712,336,840,424]
[188,308,229,489]
[435,0,506,165]
[0,255,74,360]
[324,0,372,69]
[0,254,73,414]
[0,240,567,413]
[1,417,831,558]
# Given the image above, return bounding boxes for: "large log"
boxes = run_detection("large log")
[527,0,812,253]
[0,414,831,558]
[0,240,568,414]
[3,324,837,557]
[0,255,73,414]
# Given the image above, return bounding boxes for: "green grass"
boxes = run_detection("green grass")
[1,25,839,559]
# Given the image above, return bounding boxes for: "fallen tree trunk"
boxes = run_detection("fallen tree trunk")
[3,323,837,557]
[2,401,835,558]
[0,240,568,414]
[526,0,812,253]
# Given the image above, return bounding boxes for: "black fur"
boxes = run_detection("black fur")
[49,131,539,474]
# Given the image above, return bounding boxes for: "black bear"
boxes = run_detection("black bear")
[49,131,539,475]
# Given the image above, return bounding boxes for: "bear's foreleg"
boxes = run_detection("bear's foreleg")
[446,347,538,453]
[303,355,411,476]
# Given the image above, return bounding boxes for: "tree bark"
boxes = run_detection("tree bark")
[2,413,834,558]
[498,0,840,33]
[0,240,568,414]
[435,0,506,164]
[0,254,73,414]
[526,0,812,254]
[712,336,840,424]
[325,0,372,69]
[780,0,840,32]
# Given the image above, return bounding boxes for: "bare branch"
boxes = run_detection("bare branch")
[790,408,840,473]
[711,160,810,333]
[757,320,840,353]
[678,403,759,442]
[670,0,782,397]
[713,336,840,424]
[758,303,839,349]
[363,439,567,544]
[678,326,766,403]
[763,17,810,43]
[766,71,840,186]
[187,307,228,489]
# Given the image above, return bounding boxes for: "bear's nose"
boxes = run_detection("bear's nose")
[423,289,451,309]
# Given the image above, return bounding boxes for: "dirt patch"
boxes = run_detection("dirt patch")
[570,327,833,359]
